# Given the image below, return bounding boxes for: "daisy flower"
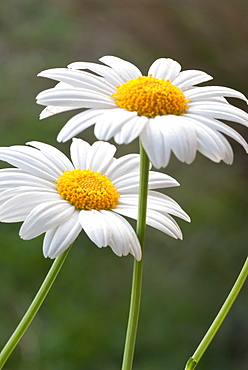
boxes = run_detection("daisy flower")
[0,139,189,259]
[36,56,248,168]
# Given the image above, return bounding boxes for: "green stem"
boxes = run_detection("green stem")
[0,246,71,369]
[185,257,248,370]
[121,141,150,370]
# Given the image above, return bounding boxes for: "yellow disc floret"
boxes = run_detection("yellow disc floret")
[56,169,120,210]
[112,75,189,118]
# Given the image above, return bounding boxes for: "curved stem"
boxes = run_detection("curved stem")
[185,257,248,370]
[121,141,150,370]
[0,246,71,369]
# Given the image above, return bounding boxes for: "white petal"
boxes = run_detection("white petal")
[68,61,124,85]
[37,83,77,118]
[147,191,190,218]
[112,206,139,220]
[114,115,148,144]
[155,115,198,164]
[0,169,55,190]
[100,56,142,81]
[38,68,115,94]
[70,138,91,169]
[37,81,74,96]
[79,209,141,259]
[0,191,60,222]
[99,212,130,257]
[105,154,140,181]
[57,109,106,142]
[218,136,234,164]
[148,171,179,188]
[112,171,140,193]
[117,191,190,222]
[0,186,57,207]
[209,96,229,104]
[101,211,141,260]
[78,209,112,247]
[0,146,62,180]
[185,86,247,102]
[94,109,137,141]
[186,113,248,153]
[140,118,172,168]
[113,170,178,194]
[27,141,74,172]
[146,210,183,239]
[37,89,116,109]
[191,121,233,163]
[188,101,248,127]
[148,58,181,80]
[86,141,116,173]
[173,70,213,90]
[20,201,74,239]
[113,206,183,239]
[36,85,75,102]
[43,211,82,258]
[40,105,76,119]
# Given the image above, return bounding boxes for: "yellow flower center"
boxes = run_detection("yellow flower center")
[112,75,189,118]
[56,169,120,210]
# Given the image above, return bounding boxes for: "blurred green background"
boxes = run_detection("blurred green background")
[0,0,248,369]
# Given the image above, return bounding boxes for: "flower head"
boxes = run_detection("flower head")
[36,56,248,168]
[0,139,189,259]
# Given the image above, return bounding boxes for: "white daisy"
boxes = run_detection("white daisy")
[0,139,189,259]
[36,56,248,168]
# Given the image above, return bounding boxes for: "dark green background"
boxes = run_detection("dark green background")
[0,1,247,369]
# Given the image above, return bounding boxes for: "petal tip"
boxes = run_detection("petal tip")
[135,254,142,262]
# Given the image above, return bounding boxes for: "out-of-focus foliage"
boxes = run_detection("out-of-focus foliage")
[0,1,247,369]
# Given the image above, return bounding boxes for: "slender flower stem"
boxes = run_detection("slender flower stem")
[185,257,248,370]
[121,141,150,370]
[0,246,71,369]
